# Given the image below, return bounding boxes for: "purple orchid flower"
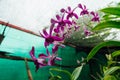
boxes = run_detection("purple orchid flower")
[63,30,73,38]
[52,44,59,53]
[39,48,62,65]
[78,4,89,15]
[74,26,80,31]
[51,14,72,33]
[61,6,78,19]
[90,11,100,22]
[83,27,92,36]
[40,24,64,47]
[54,26,60,33]
[30,47,47,71]
[52,41,65,53]
[72,20,80,31]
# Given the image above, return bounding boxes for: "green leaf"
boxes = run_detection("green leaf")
[112,50,120,57]
[50,68,72,79]
[104,75,117,80]
[87,41,120,61]
[93,21,120,30]
[100,7,120,16]
[71,65,83,80]
[102,15,118,21]
[49,75,62,80]
[104,66,120,76]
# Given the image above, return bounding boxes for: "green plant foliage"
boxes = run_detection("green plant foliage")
[49,68,72,80]
[64,13,111,47]
[104,66,120,77]
[111,50,120,58]
[49,64,84,80]
[93,21,120,30]
[102,15,118,21]
[49,76,62,80]
[100,7,120,16]
[103,66,120,80]
[104,75,117,80]
[93,6,120,31]
[86,3,120,80]
[71,65,83,80]
[87,41,120,61]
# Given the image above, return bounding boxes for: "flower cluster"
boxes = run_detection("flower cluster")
[30,47,61,71]
[30,3,100,71]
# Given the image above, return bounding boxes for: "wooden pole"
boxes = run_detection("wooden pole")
[0,53,33,62]
[0,53,79,68]
[0,20,77,48]
[25,58,33,80]
[0,20,40,37]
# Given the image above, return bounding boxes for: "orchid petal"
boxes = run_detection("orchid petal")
[48,55,57,66]
[83,5,86,9]
[56,15,61,20]
[56,57,62,61]
[52,36,64,41]
[38,54,48,58]
[78,4,83,9]
[73,13,78,19]
[80,10,89,15]
[61,26,64,31]
[35,61,39,72]
[91,18,100,22]
[84,27,91,36]
[54,28,59,33]
[43,28,48,36]
[39,32,46,38]
[46,48,50,56]
[90,12,100,22]
[64,20,72,25]
[44,41,49,47]
[96,13,98,16]
[52,45,59,53]
[62,14,65,20]
[60,8,65,13]
[51,19,58,24]
[49,24,54,35]
[30,47,36,61]
[68,6,71,11]
[66,15,70,20]
[35,59,47,71]
[48,58,55,65]
[90,11,95,16]
[37,58,45,64]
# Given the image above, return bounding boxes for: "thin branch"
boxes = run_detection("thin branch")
[0,54,33,62]
[0,20,40,37]
[0,54,81,68]
[24,58,33,80]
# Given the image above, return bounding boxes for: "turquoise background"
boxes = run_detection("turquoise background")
[0,24,90,80]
